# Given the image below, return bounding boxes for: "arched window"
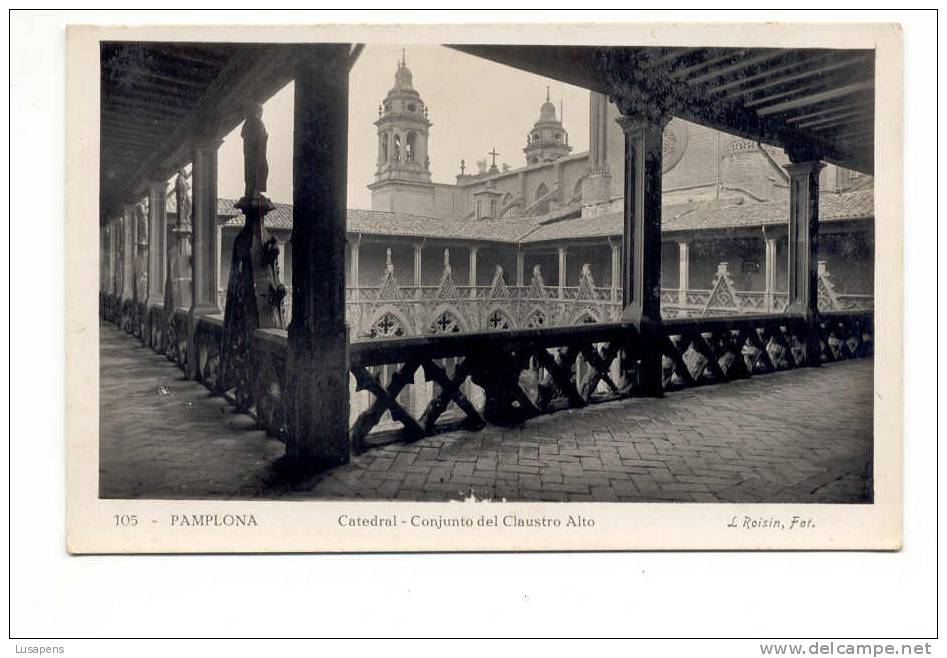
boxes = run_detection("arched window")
[381,132,388,163]
[406,131,417,163]
[490,199,497,218]
[393,133,401,162]
[535,182,550,215]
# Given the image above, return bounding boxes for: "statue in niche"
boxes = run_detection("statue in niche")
[241,103,269,200]
[174,168,191,228]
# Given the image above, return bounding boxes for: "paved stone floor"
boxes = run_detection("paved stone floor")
[100,321,873,503]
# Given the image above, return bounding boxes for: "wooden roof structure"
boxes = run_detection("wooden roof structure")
[451,46,875,175]
[100,42,875,220]
[100,43,329,217]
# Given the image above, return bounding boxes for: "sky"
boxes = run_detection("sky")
[216,45,591,209]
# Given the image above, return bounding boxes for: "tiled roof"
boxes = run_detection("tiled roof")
[176,187,872,245]
[346,208,541,243]
[212,199,544,243]
[523,188,874,243]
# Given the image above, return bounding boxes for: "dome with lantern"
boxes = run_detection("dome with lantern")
[523,87,572,165]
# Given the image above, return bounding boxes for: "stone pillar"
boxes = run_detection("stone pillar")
[413,243,423,288]
[678,241,690,306]
[189,139,223,317]
[185,139,222,379]
[350,238,360,288]
[100,223,108,294]
[557,246,568,297]
[516,250,525,287]
[584,91,613,206]
[122,205,135,301]
[764,237,777,312]
[147,181,167,307]
[468,246,478,297]
[785,151,824,366]
[285,44,352,469]
[616,108,670,396]
[216,220,224,306]
[610,240,621,305]
[110,216,120,297]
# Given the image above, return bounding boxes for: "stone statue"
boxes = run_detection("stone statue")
[241,103,269,199]
[174,168,191,227]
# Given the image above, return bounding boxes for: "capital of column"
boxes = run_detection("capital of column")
[615,109,672,135]
[784,159,826,177]
[785,141,825,168]
[191,136,225,153]
[147,178,168,195]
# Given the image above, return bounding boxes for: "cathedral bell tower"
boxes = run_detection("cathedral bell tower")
[368,50,438,215]
[523,87,571,165]
[372,50,432,184]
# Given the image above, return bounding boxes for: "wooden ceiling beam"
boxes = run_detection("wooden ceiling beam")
[103,87,194,113]
[798,109,874,129]
[814,118,874,138]
[105,78,202,100]
[727,53,872,101]
[670,49,748,79]
[783,99,869,124]
[709,52,837,95]
[101,120,168,138]
[688,49,793,86]
[105,64,211,89]
[755,80,874,116]
[102,103,187,124]
[642,47,702,68]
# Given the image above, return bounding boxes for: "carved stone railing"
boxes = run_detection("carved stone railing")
[192,315,224,392]
[277,259,874,332]
[165,308,190,370]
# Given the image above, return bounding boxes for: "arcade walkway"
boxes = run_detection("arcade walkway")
[100,321,873,503]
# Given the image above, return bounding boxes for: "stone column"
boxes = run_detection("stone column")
[764,236,777,312]
[516,250,525,287]
[413,243,423,288]
[468,246,478,297]
[785,150,824,366]
[189,139,223,317]
[110,216,120,297]
[616,108,670,396]
[216,220,224,307]
[610,240,621,305]
[557,246,568,297]
[585,91,613,205]
[285,44,352,469]
[350,238,360,288]
[147,181,167,307]
[678,241,690,306]
[122,205,135,302]
[185,139,222,379]
[100,223,108,294]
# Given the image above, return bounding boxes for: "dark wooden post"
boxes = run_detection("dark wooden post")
[285,45,352,468]
[616,110,670,396]
[785,146,824,366]
[187,139,223,378]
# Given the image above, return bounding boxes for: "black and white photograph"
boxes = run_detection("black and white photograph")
[12,8,940,646]
[95,38,880,506]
